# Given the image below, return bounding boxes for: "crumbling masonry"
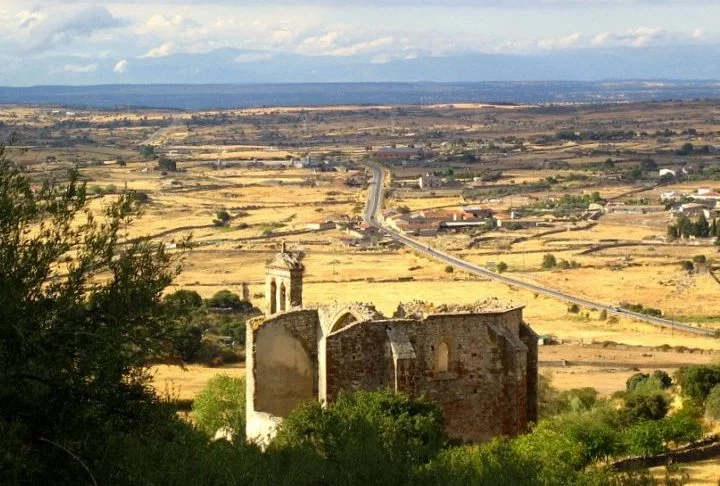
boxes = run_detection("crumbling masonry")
[246,249,538,445]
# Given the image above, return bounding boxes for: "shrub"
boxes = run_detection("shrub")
[164,289,203,309]
[624,392,669,421]
[704,384,720,421]
[568,304,580,314]
[675,365,720,406]
[271,390,446,483]
[206,290,251,311]
[192,375,246,439]
[496,261,508,273]
[542,254,557,269]
[213,210,231,227]
[445,265,454,273]
[692,255,706,264]
[680,260,694,272]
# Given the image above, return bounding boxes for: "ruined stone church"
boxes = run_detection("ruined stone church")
[246,248,538,445]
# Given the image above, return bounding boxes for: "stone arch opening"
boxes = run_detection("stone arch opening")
[279,283,287,311]
[270,279,277,314]
[330,311,359,333]
[437,341,449,372]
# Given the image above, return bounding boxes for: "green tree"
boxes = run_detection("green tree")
[206,290,251,311]
[496,261,508,273]
[0,146,183,482]
[421,439,543,486]
[704,384,720,421]
[675,365,720,406]
[676,142,695,156]
[272,390,446,482]
[623,421,665,457]
[624,392,669,421]
[157,156,177,172]
[542,254,557,269]
[192,375,246,439]
[213,209,231,227]
[139,144,156,159]
[164,289,203,309]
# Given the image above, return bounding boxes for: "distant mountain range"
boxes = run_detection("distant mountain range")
[2,45,720,108]
[1,79,720,110]
[3,44,720,87]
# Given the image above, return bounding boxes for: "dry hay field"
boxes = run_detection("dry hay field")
[150,364,246,401]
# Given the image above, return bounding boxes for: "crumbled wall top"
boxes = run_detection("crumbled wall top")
[315,301,386,325]
[266,250,304,271]
[393,298,521,319]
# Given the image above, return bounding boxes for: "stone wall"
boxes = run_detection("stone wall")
[247,303,536,445]
[325,321,394,402]
[405,312,529,442]
[246,310,320,443]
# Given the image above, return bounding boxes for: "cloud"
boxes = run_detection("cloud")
[63,63,97,73]
[537,32,582,50]
[330,36,394,56]
[590,32,610,46]
[141,42,175,58]
[691,27,705,39]
[298,31,342,54]
[114,59,128,73]
[628,26,665,47]
[16,9,46,29]
[28,6,130,51]
[140,14,199,32]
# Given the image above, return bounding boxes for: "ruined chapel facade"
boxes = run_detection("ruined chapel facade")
[246,249,538,445]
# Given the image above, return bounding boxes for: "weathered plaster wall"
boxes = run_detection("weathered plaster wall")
[246,310,319,443]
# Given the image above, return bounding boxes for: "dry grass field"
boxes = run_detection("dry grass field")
[6,101,720,406]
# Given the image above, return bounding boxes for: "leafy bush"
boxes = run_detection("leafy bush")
[496,261,508,273]
[0,146,185,483]
[206,290,252,311]
[164,289,203,309]
[624,392,669,421]
[271,390,446,482]
[213,210,231,227]
[542,254,557,269]
[704,384,720,421]
[675,365,720,406]
[192,375,246,439]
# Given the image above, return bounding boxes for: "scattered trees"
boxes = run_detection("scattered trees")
[668,214,718,240]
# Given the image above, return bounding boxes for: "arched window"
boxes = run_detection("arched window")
[279,283,287,311]
[437,342,449,372]
[270,280,277,314]
[330,312,358,333]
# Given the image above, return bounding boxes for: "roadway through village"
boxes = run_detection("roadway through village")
[362,162,715,337]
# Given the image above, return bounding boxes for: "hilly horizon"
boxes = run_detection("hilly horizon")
[4,44,720,88]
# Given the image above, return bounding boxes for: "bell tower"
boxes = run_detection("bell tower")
[265,242,304,316]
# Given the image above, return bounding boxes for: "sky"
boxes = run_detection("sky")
[1,0,720,85]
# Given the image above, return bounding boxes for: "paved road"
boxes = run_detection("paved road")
[363,162,714,337]
[140,116,182,147]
